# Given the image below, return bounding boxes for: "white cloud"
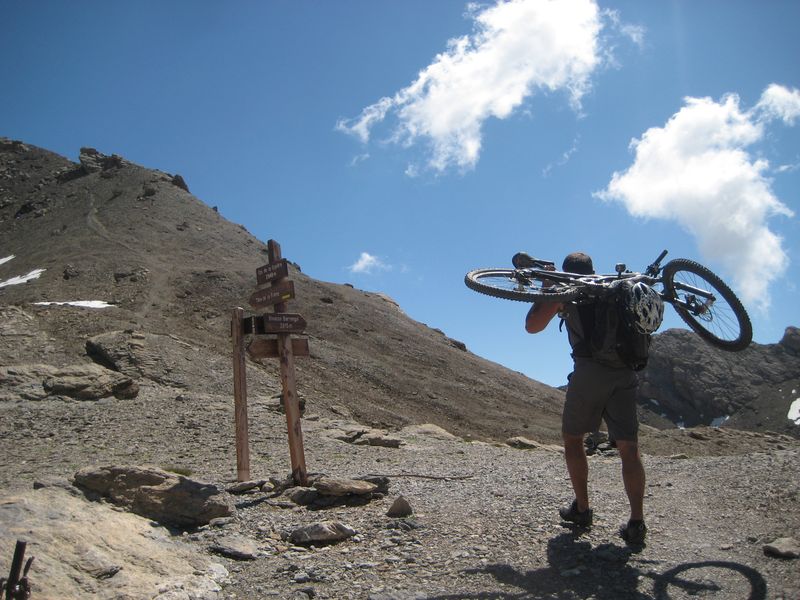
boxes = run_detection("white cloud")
[348,252,391,274]
[337,0,619,173]
[756,83,800,125]
[597,85,798,310]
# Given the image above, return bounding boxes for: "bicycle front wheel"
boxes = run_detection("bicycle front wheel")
[464,268,582,303]
[662,259,752,351]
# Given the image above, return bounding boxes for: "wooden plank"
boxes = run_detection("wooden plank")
[231,307,250,482]
[278,332,307,486]
[256,259,289,285]
[246,337,309,358]
[267,239,308,486]
[248,280,295,309]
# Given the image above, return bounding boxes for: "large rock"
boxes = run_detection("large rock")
[781,326,800,355]
[0,363,138,401]
[0,486,228,599]
[313,477,377,497]
[73,465,234,528]
[288,521,357,545]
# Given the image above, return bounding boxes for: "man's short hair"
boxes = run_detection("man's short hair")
[562,252,594,275]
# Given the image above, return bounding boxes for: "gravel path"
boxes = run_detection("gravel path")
[1,385,798,599]
[202,413,799,599]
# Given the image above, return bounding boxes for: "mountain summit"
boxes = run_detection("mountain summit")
[0,138,565,445]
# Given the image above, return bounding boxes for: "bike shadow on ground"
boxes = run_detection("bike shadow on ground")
[425,531,768,600]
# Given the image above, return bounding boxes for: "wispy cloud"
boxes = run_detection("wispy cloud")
[348,252,392,274]
[542,135,580,176]
[596,84,799,309]
[337,0,626,174]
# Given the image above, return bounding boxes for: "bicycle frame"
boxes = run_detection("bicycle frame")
[514,251,718,317]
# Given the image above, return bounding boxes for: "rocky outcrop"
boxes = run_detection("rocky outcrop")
[78,147,127,174]
[0,363,139,401]
[638,328,800,436]
[73,465,234,528]
[781,326,800,355]
[0,485,228,599]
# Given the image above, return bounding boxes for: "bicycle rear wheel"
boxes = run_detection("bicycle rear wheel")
[662,259,752,351]
[464,268,582,303]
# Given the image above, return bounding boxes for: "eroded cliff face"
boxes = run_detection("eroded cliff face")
[637,327,800,437]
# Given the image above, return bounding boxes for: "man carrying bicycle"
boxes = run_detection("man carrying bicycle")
[519,251,649,546]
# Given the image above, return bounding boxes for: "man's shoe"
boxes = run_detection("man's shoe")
[620,519,647,545]
[559,499,593,527]
[512,252,536,269]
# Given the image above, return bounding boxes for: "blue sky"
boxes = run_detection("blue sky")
[2,1,798,387]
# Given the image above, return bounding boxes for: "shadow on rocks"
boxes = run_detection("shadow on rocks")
[427,532,769,599]
[426,532,648,599]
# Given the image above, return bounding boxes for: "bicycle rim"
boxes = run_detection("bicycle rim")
[662,259,752,351]
[464,268,581,303]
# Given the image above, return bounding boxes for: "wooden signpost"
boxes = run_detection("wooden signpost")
[232,239,308,485]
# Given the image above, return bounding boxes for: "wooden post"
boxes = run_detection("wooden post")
[268,240,308,486]
[232,306,250,481]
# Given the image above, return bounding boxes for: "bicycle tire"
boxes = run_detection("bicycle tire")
[662,259,752,351]
[464,268,582,303]
[652,560,766,600]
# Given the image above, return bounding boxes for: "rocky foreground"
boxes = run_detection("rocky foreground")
[1,390,798,600]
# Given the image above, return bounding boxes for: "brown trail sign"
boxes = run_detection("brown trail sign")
[242,313,307,335]
[256,258,289,284]
[249,280,295,309]
[231,239,308,485]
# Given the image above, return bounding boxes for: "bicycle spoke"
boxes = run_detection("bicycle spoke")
[671,271,741,343]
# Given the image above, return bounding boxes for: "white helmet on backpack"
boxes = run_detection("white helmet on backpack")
[623,281,664,334]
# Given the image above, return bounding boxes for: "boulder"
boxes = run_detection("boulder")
[399,423,461,441]
[764,537,800,559]
[0,487,228,599]
[386,495,413,518]
[43,364,139,400]
[780,326,800,355]
[313,477,377,497]
[1,363,138,401]
[73,465,234,528]
[208,535,260,561]
[506,436,564,453]
[288,521,357,545]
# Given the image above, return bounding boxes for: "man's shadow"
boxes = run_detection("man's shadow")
[428,531,649,599]
[426,531,768,599]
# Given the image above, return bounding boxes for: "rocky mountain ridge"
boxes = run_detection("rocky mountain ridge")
[1,137,798,448]
[638,327,800,438]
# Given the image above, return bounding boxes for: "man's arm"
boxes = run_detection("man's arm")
[525,301,562,334]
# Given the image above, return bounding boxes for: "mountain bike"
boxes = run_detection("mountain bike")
[465,250,752,352]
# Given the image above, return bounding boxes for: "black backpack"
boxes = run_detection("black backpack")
[588,282,651,371]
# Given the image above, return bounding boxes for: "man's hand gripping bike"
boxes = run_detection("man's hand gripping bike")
[465,250,752,352]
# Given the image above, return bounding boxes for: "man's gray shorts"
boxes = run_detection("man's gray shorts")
[563,357,639,442]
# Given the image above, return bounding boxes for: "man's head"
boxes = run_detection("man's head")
[562,252,594,275]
